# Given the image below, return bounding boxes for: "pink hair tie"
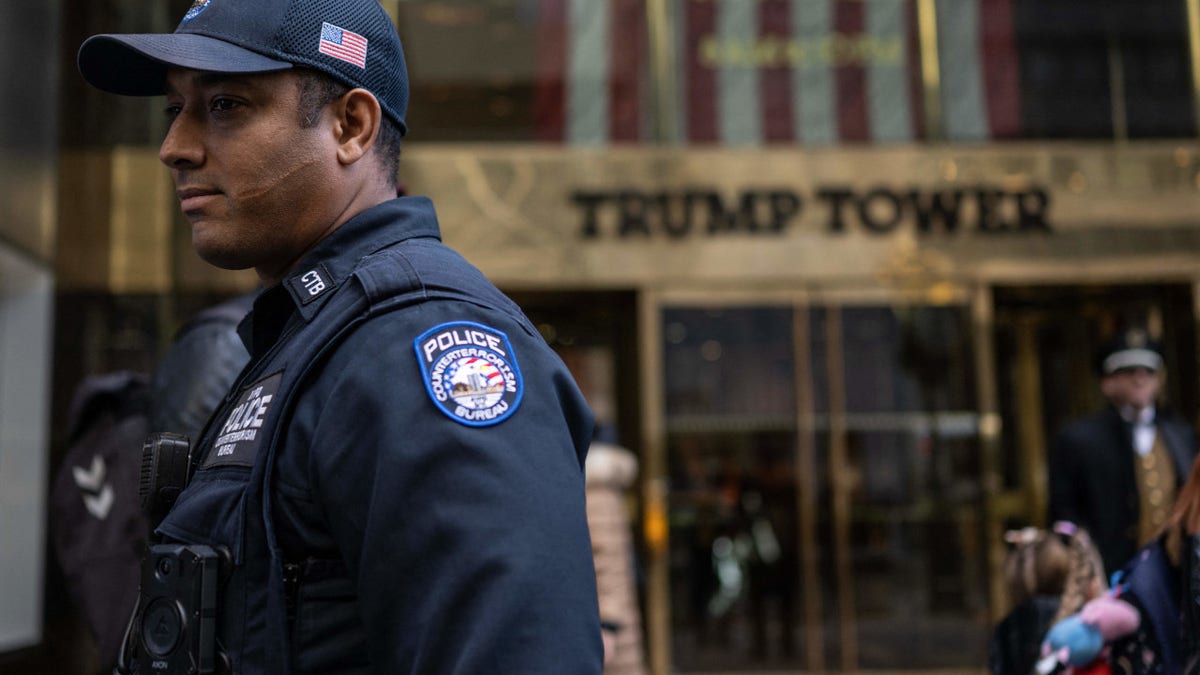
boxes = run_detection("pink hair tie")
[1052,521,1078,537]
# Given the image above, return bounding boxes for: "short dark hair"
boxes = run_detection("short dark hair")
[295,68,402,183]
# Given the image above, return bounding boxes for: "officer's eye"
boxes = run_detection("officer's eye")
[163,103,183,120]
[209,97,243,113]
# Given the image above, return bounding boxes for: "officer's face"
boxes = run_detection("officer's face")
[1102,366,1161,410]
[160,69,341,284]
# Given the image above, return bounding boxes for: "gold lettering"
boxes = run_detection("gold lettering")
[754,37,786,68]
[699,36,722,68]
[695,33,904,69]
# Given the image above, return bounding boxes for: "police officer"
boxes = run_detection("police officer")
[78,1,603,673]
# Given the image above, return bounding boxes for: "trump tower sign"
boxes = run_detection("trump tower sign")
[394,144,1200,288]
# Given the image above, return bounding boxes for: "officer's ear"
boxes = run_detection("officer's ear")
[330,88,381,167]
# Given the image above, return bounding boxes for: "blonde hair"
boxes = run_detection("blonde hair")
[1051,525,1107,622]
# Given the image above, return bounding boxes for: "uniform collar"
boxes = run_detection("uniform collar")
[238,196,442,356]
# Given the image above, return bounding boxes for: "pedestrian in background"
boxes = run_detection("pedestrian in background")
[988,522,1099,675]
[1108,452,1200,674]
[586,425,648,675]
[1049,326,1197,577]
[149,292,255,441]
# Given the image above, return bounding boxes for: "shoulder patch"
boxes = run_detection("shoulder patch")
[414,321,523,427]
[288,263,335,305]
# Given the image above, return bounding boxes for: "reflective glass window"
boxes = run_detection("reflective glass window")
[397,0,651,143]
[663,303,987,670]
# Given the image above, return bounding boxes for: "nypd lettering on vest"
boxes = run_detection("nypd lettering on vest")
[414,322,523,427]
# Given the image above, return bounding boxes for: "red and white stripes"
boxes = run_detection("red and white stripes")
[534,0,1020,145]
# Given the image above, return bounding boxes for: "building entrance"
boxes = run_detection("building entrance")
[509,284,1198,673]
[659,296,989,672]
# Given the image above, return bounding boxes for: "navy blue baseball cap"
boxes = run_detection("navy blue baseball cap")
[78,0,409,135]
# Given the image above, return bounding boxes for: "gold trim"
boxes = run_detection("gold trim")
[978,412,1003,440]
[655,286,974,307]
[1188,0,1200,134]
[646,0,678,143]
[792,295,825,671]
[638,289,672,675]
[916,0,943,141]
[971,286,1009,622]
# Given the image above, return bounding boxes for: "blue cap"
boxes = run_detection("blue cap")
[78,0,408,135]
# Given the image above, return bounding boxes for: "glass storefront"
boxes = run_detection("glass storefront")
[662,302,986,670]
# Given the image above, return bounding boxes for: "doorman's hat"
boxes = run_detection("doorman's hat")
[1097,326,1163,375]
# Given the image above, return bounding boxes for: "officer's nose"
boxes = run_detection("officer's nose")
[159,109,204,170]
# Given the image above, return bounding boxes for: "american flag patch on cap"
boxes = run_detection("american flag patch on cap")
[319,22,368,69]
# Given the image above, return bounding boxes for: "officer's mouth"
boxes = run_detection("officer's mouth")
[176,187,222,215]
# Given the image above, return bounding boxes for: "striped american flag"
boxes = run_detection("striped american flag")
[535,0,649,144]
[319,22,368,69]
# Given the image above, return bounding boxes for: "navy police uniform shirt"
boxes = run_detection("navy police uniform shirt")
[155,197,603,674]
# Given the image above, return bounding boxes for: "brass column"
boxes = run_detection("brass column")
[916,0,944,141]
[640,1,678,668]
[1188,0,1200,135]
[972,286,1009,622]
[638,290,671,675]
[645,0,679,144]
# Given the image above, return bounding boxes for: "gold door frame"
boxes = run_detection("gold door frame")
[971,286,1009,625]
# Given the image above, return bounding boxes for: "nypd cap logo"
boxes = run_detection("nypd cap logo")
[414,321,523,427]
